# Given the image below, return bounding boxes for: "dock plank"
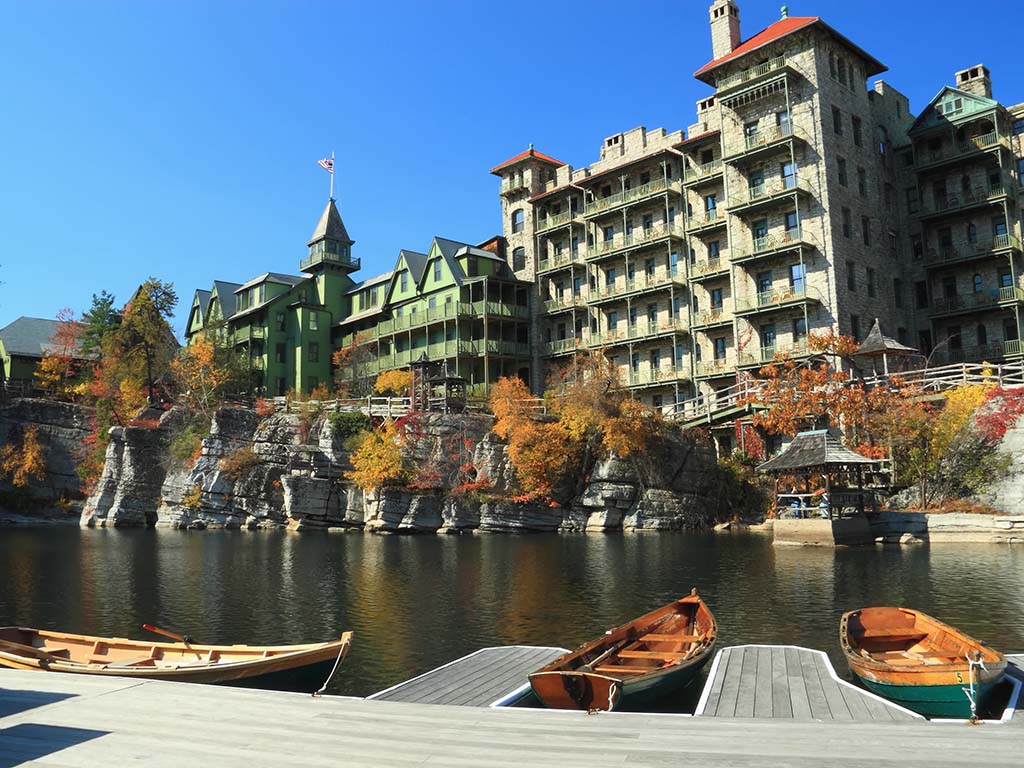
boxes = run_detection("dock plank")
[770,646,793,719]
[752,646,773,718]
[698,647,728,716]
[784,646,812,719]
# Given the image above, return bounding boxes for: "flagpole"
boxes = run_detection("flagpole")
[330,150,335,201]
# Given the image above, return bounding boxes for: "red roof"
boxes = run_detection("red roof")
[694,16,818,79]
[490,147,564,175]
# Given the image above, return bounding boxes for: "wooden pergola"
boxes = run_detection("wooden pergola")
[757,429,880,519]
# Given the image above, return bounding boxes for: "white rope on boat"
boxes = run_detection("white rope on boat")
[962,651,987,722]
[312,638,351,698]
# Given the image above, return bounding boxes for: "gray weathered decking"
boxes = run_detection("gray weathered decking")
[367,645,567,707]
[3,668,1024,767]
[696,645,921,721]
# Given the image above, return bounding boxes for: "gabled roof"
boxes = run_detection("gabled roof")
[0,317,68,359]
[856,319,918,357]
[694,16,885,84]
[235,272,307,293]
[346,271,393,295]
[307,198,353,246]
[194,289,211,317]
[909,85,1001,134]
[757,429,878,474]
[211,281,243,320]
[397,250,428,284]
[490,147,565,176]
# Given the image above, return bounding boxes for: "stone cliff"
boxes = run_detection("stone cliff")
[77,406,756,532]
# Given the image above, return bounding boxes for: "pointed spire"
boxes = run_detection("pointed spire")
[307,198,354,247]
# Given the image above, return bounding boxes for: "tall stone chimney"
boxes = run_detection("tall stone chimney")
[710,0,741,60]
[954,64,992,99]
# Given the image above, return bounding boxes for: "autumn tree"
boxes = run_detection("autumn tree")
[346,419,407,490]
[0,425,47,488]
[332,331,375,396]
[374,369,413,397]
[170,337,232,418]
[34,307,83,398]
[110,278,178,404]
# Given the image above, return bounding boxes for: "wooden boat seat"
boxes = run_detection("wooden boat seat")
[641,634,699,643]
[860,628,928,640]
[104,657,157,668]
[594,665,651,675]
[617,650,692,660]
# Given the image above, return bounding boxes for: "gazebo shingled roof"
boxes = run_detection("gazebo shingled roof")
[856,319,918,358]
[757,429,878,474]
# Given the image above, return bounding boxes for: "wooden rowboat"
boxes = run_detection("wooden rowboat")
[0,626,353,692]
[529,589,716,711]
[840,607,1006,719]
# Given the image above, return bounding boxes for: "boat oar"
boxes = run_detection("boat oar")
[142,624,203,659]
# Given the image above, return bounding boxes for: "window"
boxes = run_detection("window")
[748,170,764,196]
[1005,321,1019,342]
[862,216,871,246]
[947,326,962,352]
[603,225,615,242]
[852,116,863,147]
[370,286,379,305]
[395,306,403,318]
[642,214,654,233]
[512,247,526,271]
[707,241,721,260]
[761,323,776,349]
[608,311,618,331]
[999,269,1013,288]
[675,344,685,369]
[433,260,442,282]
[400,271,408,291]
[829,53,837,78]
[942,275,957,299]
[752,218,769,244]
[511,208,525,233]
[647,303,658,324]
[308,343,319,363]
[867,268,876,297]
[793,317,807,341]
[631,354,640,373]
[784,211,799,235]
[640,171,650,186]
[837,157,848,186]
[695,343,702,362]
[670,252,679,275]
[842,207,852,238]
[837,57,848,85]
[973,274,983,293]
[571,237,579,255]
[789,263,805,293]
[309,313,318,331]
[893,278,903,308]
[428,296,437,309]
[832,106,843,135]
[776,110,791,128]
[911,234,923,260]
[275,343,285,364]
[850,314,861,341]
[606,267,616,287]
[905,187,919,214]
[649,349,661,370]
[1013,119,1024,135]
[573,277,582,296]
[467,257,478,277]
[847,260,857,291]
[857,167,867,197]
[276,312,285,331]
[756,271,772,295]
[629,307,638,327]
[978,324,988,346]
[645,259,655,278]
[668,207,676,226]
[993,217,1008,237]
[710,288,723,310]
[781,161,796,189]
[714,337,727,360]
[915,281,928,309]
[692,294,700,312]
[744,120,759,139]
[704,194,717,214]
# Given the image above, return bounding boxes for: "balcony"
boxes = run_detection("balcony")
[588,272,685,304]
[689,258,730,281]
[715,55,796,96]
[536,210,583,233]
[584,177,678,217]
[913,131,1011,172]
[734,285,816,316]
[683,160,724,186]
[586,224,684,261]
[537,251,585,274]
[542,335,589,357]
[625,367,691,388]
[929,341,1021,365]
[916,184,1010,220]
[300,251,361,272]
[931,285,1024,318]
[723,123,805,162]
[233,326,266,344]
[590,318,690,347]
[474,300,530,320]
[739,340,810,367]
[695,358,735,378]
[731,227,814,265]
[543,295,586,314]
[500,177,528,196]
[728,176,813,213]
[684,209,726,233]
[924,234,1022,268]
[691,308,731,329]
[483,340,531,357]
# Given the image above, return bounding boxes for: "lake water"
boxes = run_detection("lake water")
[1,527,1022,705]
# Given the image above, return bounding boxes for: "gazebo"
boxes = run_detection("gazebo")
[856,319,920,376]
[757,429,880,519]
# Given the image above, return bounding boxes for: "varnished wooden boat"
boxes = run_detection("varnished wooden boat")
[840,607,1006,719]
[529,589,716,711]
[0,626,353,692]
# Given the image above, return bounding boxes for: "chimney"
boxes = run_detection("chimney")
[709,0,741,60]
[954,64,992,99]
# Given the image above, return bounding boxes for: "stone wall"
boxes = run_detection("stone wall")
[75,405,760,533]
[869,511,1024,544]
[0,398,92,520]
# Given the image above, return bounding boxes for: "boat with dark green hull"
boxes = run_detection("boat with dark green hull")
[840,607,1006,720]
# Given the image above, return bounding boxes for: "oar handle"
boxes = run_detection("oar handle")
[142,624,192,644]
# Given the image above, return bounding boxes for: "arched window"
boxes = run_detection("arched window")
[511,208,525,234]
[973,274,983,293]
[512,247,526,271]
[977,324,988,346]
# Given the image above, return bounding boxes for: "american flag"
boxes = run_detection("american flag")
[317,157,334,173]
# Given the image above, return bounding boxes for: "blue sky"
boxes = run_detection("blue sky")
[1,0,1021,335]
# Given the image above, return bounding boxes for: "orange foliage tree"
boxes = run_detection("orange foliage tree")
[346,419,407,490]
[170,337,232,418]
[332,331,375,396]
[0,425,48,488]
[374,369,413,397]
[34,308,83,398]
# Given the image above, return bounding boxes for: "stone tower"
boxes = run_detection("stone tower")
[709,0,741,60]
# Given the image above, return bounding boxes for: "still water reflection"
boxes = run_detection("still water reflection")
[1,528,1022,698]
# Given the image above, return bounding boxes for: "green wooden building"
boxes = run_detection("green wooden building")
[185,199,531,395]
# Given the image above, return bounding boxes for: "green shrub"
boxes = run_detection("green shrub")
[168,416,209,468]
[328,411,371,442]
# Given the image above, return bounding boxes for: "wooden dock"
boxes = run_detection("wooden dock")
[367,646,567,707]
[696,645,920,721]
